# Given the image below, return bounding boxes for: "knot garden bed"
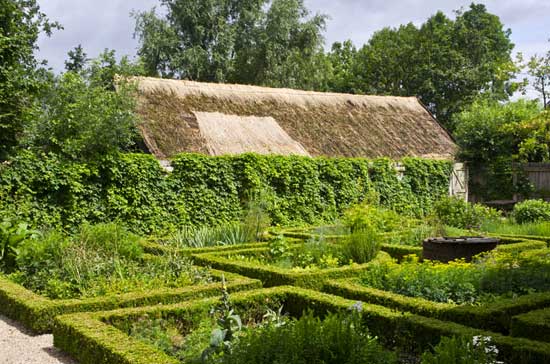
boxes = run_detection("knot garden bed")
[322,238,550,338]
[0,263,260,333]
[53,286,550,364]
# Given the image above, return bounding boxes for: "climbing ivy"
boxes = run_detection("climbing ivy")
[0,153,453,232]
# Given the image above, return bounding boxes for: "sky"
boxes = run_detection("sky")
[37,0,549,96]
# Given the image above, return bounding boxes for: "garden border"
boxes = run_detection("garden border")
[190,246,393,289]
[0,269,261,333]
[323,277,550,334]
[53,286,550,364]
[511,307,550,343]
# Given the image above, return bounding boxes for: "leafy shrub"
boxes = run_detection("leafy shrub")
[342,226,381,264]
[433,196,500,229]
[213,311,397,364]
[0,218,39,273]
[342,204,406,233]
[512,199,550,224]
[422,335,502,364]
[23,72,139,161]
[361,257,481,304]
[360,249,550,304]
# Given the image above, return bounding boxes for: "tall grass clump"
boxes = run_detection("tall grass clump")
[342,227,381,264]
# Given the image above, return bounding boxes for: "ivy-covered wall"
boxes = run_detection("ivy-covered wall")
[0,152,453,233]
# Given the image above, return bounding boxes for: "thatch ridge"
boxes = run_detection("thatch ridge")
[133,77,458,160]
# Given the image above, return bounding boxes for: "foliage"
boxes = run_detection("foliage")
[327,4,516,129]
[360,249,550,304]
[342,203,405,233]
[22,72,139,161]
[10,223,212,299]
[165,223,254,249]
[65,44,88,73]
[201,276,242,361]
[512,199,550,224]
[453,98,544,200]
[0,218,39,272]
[422,335,502,364]
[133,0,328,90]
[0,0,60,158]
[0,153,452,233]
[526,46,550,109]
[214,310,397,364]
[480,219,550,237]
[341,226,381,264]
[433,196,500,229]
[361,256,481,305]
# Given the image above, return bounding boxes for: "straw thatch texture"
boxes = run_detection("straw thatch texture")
[194,112,309,156]
[134,77,457,159]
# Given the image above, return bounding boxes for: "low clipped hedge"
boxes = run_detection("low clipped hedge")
[494,239,547,253]
[511,308,550,343]
[491,233,550,246]
[53,286,550,364]
[323,278,550,334]
[0,269,260,334]
[190,247,393,290]
[140,240,270,256]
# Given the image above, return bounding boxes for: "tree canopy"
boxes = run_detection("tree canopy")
[133,0,328,89]
[0,0,60,159]
[327,4,517,130]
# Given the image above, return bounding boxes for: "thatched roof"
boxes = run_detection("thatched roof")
[133,77,457,160]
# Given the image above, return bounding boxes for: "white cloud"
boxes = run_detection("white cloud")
[37,0,549,75]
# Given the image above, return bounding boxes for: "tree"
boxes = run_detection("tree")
[23,72,139,161]
[0,0,60,159]
[65,45,88,73]
[329,4,516,130]
[86,49,146,90]
[453,98,542,200]
[133,0,328,89]
[527,47,550,109]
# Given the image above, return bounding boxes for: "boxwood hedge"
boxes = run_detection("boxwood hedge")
[0,269,260,333]
[53,286,550,364]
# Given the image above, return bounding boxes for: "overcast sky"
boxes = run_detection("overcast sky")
[37,0,549,96]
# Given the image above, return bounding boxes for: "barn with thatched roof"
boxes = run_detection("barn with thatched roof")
[132,77,458,161]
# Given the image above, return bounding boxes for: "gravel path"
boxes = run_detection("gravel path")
[0,315,76,364]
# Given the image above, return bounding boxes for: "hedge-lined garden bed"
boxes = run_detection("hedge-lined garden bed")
[53,286,550,364]
[191,244,392,290]
[323,241,550,334]
[0,268,260,333]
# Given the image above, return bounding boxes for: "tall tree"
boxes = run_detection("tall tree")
[328,4,516,130]
[0,0,60,159]
[527,46,550,109]
[133,0,327,89]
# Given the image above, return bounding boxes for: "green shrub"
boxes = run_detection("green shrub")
[433,196,500,229]
[214,311,397,364]
[360,257,481,305]
[359,249,550,305]
[513,199,550,224]
[342,204,405,233]
[421,335,502,364]
[342,227,382,264]
[0,218,40,273]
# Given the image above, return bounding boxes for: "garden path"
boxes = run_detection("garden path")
[0,315,76,364]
